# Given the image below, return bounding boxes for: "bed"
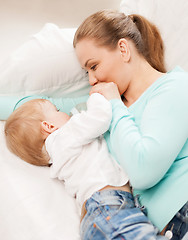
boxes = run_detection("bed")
[0,0,188,239]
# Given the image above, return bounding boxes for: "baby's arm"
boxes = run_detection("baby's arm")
[67,93,112,145]
[47,93,112,180]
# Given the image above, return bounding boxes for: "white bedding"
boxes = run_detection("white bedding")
[0,121,80,240]
[0,0,188,239]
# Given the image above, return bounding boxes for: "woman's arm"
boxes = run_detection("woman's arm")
[0,94,89,120]
[108,79,188,190]
[47,95,89,115]
[0,95,43,120]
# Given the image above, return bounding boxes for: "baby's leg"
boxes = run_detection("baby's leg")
[80,189,168,240]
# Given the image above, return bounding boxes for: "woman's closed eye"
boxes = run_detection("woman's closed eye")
[85,64,97,74]
[91,64,97,71]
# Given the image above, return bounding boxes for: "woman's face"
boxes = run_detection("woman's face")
[75,39,129,95]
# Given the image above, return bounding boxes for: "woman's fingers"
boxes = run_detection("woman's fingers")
[90,82,121,100]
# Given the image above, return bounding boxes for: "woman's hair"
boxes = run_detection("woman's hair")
[73,10,166,73]
[4,99,50,166]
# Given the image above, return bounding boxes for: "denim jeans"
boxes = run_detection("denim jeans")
[165,201,188,240]
[80,189,167,240]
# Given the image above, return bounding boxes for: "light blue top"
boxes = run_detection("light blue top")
[1,66,188,230]
[0,95,88,120]
[104,66,188,230]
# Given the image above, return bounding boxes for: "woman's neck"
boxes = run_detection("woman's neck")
[123,61,165,107]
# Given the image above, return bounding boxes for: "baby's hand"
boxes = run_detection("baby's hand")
[90,82,121,100]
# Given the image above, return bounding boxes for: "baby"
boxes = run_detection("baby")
[5,93,167,240]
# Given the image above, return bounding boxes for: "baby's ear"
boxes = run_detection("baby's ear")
[41,121,57,134]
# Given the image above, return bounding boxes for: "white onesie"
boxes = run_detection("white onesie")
[45,93,129,212]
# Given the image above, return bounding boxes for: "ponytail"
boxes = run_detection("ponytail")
[129,14,166,73]
[74,10,166,73]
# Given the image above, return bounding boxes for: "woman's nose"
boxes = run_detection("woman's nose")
[88,72,98,86]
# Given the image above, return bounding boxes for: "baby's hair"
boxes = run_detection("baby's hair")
[73,10,166,73]
[4,99,50,166]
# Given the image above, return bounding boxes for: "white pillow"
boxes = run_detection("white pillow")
[120,0,188,72]
[0,23,90,97]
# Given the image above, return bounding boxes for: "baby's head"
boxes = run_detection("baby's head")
[4,99,70,166]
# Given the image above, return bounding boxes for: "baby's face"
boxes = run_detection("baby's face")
[42,101,71,129]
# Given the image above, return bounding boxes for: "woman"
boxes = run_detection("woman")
[1,9,187,240]
[73,10,188,240]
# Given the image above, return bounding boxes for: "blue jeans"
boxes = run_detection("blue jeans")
[80,190,167,240]
[165,201,188,240]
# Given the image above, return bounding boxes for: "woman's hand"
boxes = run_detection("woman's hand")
[90,82,121,100]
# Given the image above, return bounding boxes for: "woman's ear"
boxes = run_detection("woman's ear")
[118,38,131,62]
[41,121,58,134]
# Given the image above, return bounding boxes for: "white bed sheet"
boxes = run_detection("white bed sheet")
[0,121,80,240]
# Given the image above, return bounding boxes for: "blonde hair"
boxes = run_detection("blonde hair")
[73,10,166,73]
[4,99,50,166]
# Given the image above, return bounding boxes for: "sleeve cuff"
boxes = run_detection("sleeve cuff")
[109,98,130,131]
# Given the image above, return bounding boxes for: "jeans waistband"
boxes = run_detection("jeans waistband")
[85,189,134,212]
[176,201,188,223]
